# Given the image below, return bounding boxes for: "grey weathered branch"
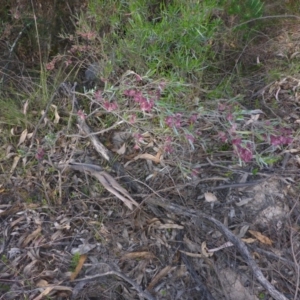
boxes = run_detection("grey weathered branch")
[57,162,139,210]
[73,270,156,300]
[147,197,288,300]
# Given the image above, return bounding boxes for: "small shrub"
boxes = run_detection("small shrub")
[216,102,293,165]
[226,0,264,24]
[70,252,81,271]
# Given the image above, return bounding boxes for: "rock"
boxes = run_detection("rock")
[84,62,104,88]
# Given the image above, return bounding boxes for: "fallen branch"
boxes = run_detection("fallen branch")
[175,230,216,300]
[57,162,139,210]
[73,270,156,300]
[147,197,288,300]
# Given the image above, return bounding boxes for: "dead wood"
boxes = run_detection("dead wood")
[175,230,216,300]
[57,162,139,210]
[73,269,156,300]
[147,197,288,300]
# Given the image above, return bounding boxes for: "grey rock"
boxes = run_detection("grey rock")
[85,62,101,82]
[84,62,104,88]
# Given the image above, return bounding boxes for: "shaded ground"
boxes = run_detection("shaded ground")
[1,12,300,300]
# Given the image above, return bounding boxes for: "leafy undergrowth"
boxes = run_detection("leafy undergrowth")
[1,1,300,300]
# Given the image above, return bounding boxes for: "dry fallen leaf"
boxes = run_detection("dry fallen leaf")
[179,250,204,258]
[249,230,273,245]
[51,104,60,124]
[17,128,28,146]
[22,226,42,247]
[283,149,299,154]
[10,155,20,173]
[62,162,139,210]
[33,285,72,300]
[11,215,26,227]
[23,99,29,115]
[201,241,214,257]
[157,224,184,230]
[147,266,175,291]
[116,143,126,155]
[0,203,24,218]
[204,192,218,202]
[183,235,200,252]
[134,151,162,163]
[242,238,257,244]
[36,279,49,287]
[93,171,139,210]
[120,251,155,261]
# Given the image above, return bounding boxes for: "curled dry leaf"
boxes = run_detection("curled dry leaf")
[238,225,249,238]
[201,241,214,257]
[59,163,139,210]
[51,104,60,124]
[249,230,273,246]
[17,128,28,146]
[36,279,49,287]
[134,151,162,163]
[236,198,253,206]
[204,192,218,202]
[93,171,139,210]
[23,99,29,115]
[116,143,126,155]
[54,221,70,230]
[245,113,260,126]
[33,285,72,300]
